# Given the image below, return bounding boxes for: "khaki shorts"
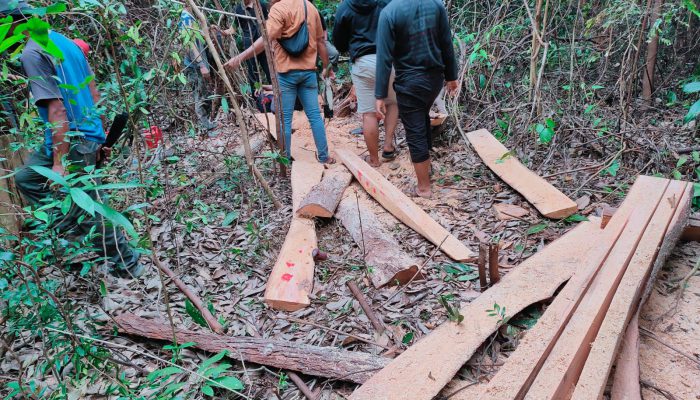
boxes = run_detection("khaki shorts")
[350,54,396,114]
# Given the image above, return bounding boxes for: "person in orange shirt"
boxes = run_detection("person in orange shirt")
[224,0,334,164]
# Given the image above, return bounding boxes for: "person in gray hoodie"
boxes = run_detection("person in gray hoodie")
[333,0,398,167]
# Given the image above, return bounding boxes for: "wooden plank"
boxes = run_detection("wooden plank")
[572,181,691,400]
[610,308,642,400]
[264,161,324,311]
[297,166,353,218]
[115,313,390,384]
[335,185,422,288]
[349,217,603,400]
[479,175,668,400]
[336,148,475,262]
[466,129,577,219]
[524,177,678,400]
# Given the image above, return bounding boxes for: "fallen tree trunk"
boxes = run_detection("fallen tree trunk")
[114,313,389,384]
[336,185,422,287]
[297,167,353,218]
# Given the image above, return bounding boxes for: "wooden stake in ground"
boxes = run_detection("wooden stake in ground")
[488,243,500,285]
[349,218,603,400]
[185,0,281,209]
[478,243,488,291]
[297,166,353,218]
[114,313,389,383]
[335,185,423,287]
[264,161,324,310]
[466,129,577,219]
[336,148,475,261]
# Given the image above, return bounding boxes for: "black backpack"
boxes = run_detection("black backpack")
[278,0,309,57]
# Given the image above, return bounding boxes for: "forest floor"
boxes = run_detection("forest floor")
[1,104,698,398]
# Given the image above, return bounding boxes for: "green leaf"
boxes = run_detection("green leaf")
[545,118,556,129]
[70,187,95,216]
[93,202,138,239]
[692,151,700,163]
[590,85,604,90]
[214,376,244,391]
[677,156,689,168]
[672,170,682,180]
[86,182,143,191]
[479,74,486,89]
[222,211,238,227]
[603,159,620,177]
[99,280,107,296]
[682,81,700,94]
[526,223,548,235]
[457,273,479,281]
[147,366,182,382]
[402,331,414,344]
[29,165,69,187]
[221,97,229,114]
[185,299,208,328]
[34,210,50,223]
[198,350,229,373]
[202,385,214,396]
[162,382,187,396]
[684,99,700,124]
[565,214,589,222]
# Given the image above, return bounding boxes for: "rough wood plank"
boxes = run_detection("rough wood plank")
[610,309,642,400]
[335,185,422,288]
[572,181,691,400]
[525,177,678,400]
[479,175,667,400]
[297,166,353,218]
[264,161,324,311]
[336,148,475,262]
[349,218,603,400]
[466,129,577,219]
[114,313,389,383]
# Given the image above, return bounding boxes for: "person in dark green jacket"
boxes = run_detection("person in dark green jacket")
[375,0,458,198]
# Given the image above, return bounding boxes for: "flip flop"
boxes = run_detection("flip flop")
[381,148,398,161]
[363,155,381,168]
[350,127,363,135]
[411,185,432,199]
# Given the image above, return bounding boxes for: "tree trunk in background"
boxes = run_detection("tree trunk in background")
[642,0,664,101]
[528,0,544,99]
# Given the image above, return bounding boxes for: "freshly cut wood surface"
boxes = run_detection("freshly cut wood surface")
[264,161,324,311]
[297,166,353,218]
[479,175,666,400]
[115,313,389,383]
[525,177,674,400]
[610,309,642,400]
[572,181,691,400]
[336,148,475,261]
[336,185,422,288]
[349,218,603,400]
[466,129,577,219]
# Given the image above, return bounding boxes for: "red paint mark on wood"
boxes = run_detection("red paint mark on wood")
[281,273,293,281]
[286,261,295,268]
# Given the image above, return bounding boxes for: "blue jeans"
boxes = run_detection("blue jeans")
[277,70,329,162]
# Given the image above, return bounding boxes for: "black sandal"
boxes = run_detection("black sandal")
[381,148,398,160]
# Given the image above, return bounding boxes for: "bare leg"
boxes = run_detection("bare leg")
[383,103,399,153]
[362,112,381,167]
[413,158,432,198]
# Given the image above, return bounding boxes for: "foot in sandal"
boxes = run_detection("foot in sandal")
[412,184,432,199]
[363,154,382,168]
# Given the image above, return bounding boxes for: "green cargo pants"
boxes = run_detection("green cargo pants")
[14,139,140,276]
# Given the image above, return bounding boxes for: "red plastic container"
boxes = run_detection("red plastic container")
[144,126,163,149]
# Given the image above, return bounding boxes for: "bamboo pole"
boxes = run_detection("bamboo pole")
[186,0,282,209]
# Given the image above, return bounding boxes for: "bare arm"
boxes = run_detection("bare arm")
[45,99,70,173]
[238,37,266,63]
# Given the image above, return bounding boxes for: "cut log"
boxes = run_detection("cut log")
[681,213,700,242]
[525,178,681,400]
[264,161,324,311]
[571,181,691,400]
[610,308,642,400]
[479,175,667,400]
[297,166,353,218]
[336,148,475,261]
[350,217,603,400]
[114,313,389,383]
[466,129,577,219]
[335,185,422,288]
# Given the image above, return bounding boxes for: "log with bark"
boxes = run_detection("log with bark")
[114,313,389,384]
[297,167,353,218]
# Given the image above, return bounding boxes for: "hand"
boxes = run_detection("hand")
[97,145,112,163]
[222,27,236,36]
[224,56,241,70]
[321,66,334,80]
[52,163,66,177]
[200,65,211,80]
[446,80,459,97]
[327,69,336,81]
[375,99,386,120]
